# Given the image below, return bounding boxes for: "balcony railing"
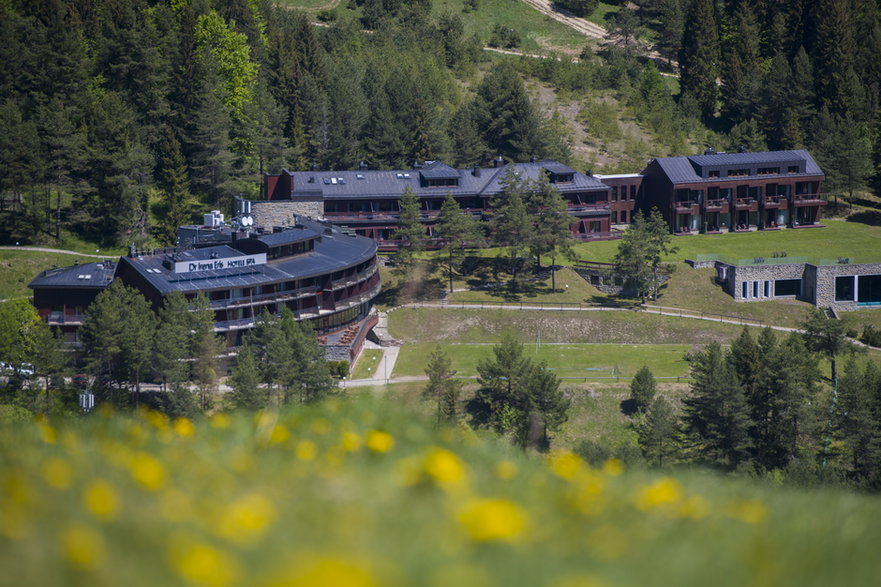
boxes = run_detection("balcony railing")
[47,312,85,325]
[672,200,697,209]
[330,264,378,290]
[762,195,786,205]
[792,193,824,203]
[703,199,727,209]
[734,197,757,207]
[209,285,319,309]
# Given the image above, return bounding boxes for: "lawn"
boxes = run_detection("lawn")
[393,342,693,380]
[572,219,881,265]
[0,250,103,301]
[350,348,384,379]
[388,307,752,344]
[5,399,881,586]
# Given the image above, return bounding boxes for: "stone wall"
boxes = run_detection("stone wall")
[815,263,881,309]
[252,200,324,229]
[728,263,807,301]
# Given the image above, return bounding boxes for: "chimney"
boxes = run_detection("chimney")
[472,164,481,177]
[359,161,368,171]
[494,155,504,168]
[704,147,715,155]
[738,144,747,153]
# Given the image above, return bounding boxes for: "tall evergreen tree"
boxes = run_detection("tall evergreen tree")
[637,395,680,466]
[682,342,752,468]
[229,343,268,410]
[156,126,193,246]
[630,365,657,414]
[678,0,721,119]
[424,345,463,425]
[490,168,533,285]
[434,193,482,292]
[391,185,426,272]
[526,176,574,291]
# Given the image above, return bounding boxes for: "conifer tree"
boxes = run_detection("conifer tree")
[424,345,463,425]
[630,365,657,414]
[229,344,270,410]
[678,0,721,119]
[637,395,680,466]
[435,193,482,293]
[392,185,426,272]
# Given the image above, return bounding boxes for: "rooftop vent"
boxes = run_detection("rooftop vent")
[356,173,364,180]
[704,147,716,155]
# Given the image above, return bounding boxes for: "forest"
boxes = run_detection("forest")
[0,0,879,250]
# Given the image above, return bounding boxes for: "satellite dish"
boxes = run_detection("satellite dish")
[242,215,253,227]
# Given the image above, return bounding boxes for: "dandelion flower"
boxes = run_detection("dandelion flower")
[457,498,528,543]
[725,499,767,525]
[41,457,73,490]
[366,430,394,454]
[130,452,166,491]
[549,451,584,481]
[634,477,682,512]
[174,418,196,438]
[423,447,467,487]
[170,542,240,587]
[61,525,105,570]
[295,440,317,462]
[84,480,120,521]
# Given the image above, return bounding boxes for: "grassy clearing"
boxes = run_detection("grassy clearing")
[0,250,102,301]
[388,307,751,344]
[572,219,881,265]
[5,399,881,586]
[393,342,692,379]
[350,348,384,379]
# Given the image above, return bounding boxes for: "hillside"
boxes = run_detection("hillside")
[2,398,880,586]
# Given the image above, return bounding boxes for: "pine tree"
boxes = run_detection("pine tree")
[391,186,426,272]
[229,344,269,410]
[435,193,482,292]
[637,395,680,466]
[721,2,763,123]
[614,208,677,302]
[190,293,222,411]
[154,291,191,391]
[800,307,852,386]
[630,365,657,413]
[682,342,752,468]
[490,168,533,285]
[424,345,463,425]
[526,176,574,290]
[678,0,721,119]
[156,126,193,246]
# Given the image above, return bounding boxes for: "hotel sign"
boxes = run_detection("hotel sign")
[174,253,266,274]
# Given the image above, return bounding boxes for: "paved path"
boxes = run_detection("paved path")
[0,246,105,258]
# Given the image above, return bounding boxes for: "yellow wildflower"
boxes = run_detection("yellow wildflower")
[210,412,231,429]
[295,440,317,462]
[340,431,362,452]
[84,480,120,521]
[366,430,394,453]
[457,498,529,543]
[174,418,196,437]
[568,471,606,516]
[601,458,624,477]
[549,451,584,481]
[422,447,467,487]
[494,460,518,480]
[678,495,710,520]
[634,477,682,512]
[311,418,332,435]
[265,556,380,587]
[170,541,240,587]
[725,499,767,525]
[270,424,290,445]
[36,420,57,444]
[41,457,73,490]
[130,452,166,491]
[142,408,169,431]
[61,525,105,570]
[217,493,277,544]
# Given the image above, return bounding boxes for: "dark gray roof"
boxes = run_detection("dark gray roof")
[543,162,577,175]
[282,160,609,201]
[120,222,376,296]
[419,161,459,179]
[653,150,824,185]
[257,226,320,246]
[29,260,117,290]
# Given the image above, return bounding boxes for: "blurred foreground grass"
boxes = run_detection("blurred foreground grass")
[2,397,880,587]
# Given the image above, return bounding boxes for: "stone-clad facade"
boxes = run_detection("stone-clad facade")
[252,200,323,228]
[715,260,881,309]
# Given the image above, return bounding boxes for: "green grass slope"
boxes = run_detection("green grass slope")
[2,400,879,586]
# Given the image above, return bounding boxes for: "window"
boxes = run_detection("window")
[753,281,759,298]
[728,168,749,177]
[776,279,800,296]
[835,276,855,302]
[612,211,618,223]
[708,170,720,178]
[742,282,748,299]
[764,281,770,297]
[757,167,780,175]
[630,185,636,199]
[611,186,618,201]
[788,165,799,173]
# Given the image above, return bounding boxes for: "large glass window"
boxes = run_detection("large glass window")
[835,276,855,302]
[775,279,800,296]
[858,275,881,304]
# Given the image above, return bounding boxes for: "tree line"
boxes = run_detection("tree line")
[623,311,881,491]
[0,283,335,418]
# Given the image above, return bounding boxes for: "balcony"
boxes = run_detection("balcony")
[703,199,728,211]
[792,193,825,206]
[209,285,319,310]
[568,202,610,216]
[47,311,85,325]
[762,195,787,208]
[330,264,378,290]
[733,197,758,211]
[671,200,698,212]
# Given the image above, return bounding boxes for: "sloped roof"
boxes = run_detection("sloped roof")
[29,260,117,290]
[652,150,824,185]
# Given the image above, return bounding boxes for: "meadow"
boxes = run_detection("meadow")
[3,398,881,587]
